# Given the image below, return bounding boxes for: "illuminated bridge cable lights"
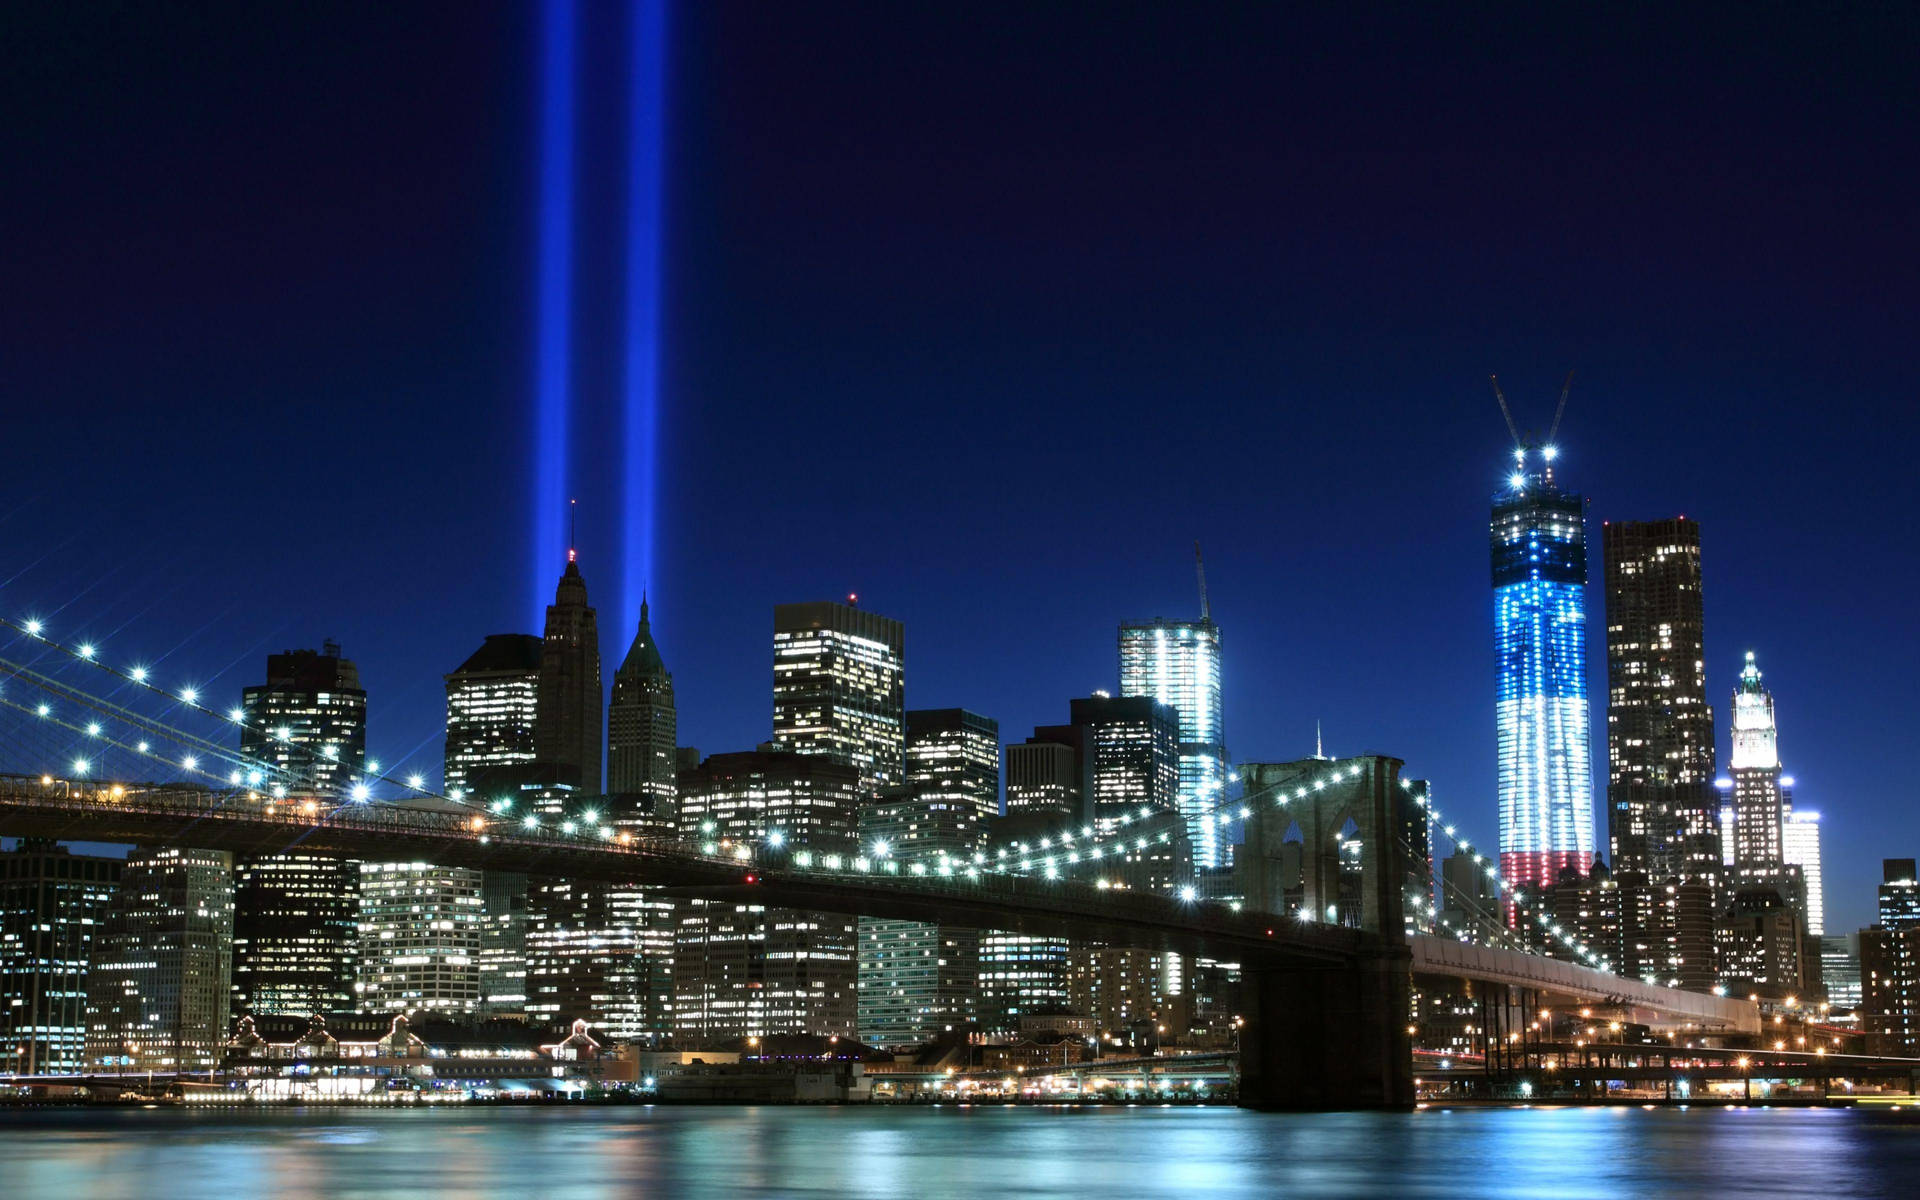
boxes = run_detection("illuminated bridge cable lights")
[0,614,495,821]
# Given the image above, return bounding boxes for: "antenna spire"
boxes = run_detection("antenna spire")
[1194,540,1211,621]
[567,498,578,564]
[1315,720,1324,759]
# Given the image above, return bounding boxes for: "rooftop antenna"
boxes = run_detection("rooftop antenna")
[1546,369,1575,446]
[567,498,578,563]
[1315,719,1324,760]
[1488,375,1522,448]
[1194,540,1211,621]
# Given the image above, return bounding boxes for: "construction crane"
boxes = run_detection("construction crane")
[1488,372,1575,450]
[1194,540,1211,621]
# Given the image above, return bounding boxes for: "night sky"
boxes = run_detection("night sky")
[6,3,1916,933]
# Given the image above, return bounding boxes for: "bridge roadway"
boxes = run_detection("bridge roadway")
[0,777,1370,966]
[0,776,1761,1027]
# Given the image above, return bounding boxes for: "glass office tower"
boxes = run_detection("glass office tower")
[1491,444,1593,899]
[1120,618,1228,868]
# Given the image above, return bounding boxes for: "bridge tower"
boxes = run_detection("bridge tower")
[1234,755,1415,1110]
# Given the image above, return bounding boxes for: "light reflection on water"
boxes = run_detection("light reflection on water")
[1,1104,1915,1198]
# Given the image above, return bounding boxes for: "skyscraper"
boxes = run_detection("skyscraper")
[1005,735,1087,820]
[1602,519,1721,884]
[86,847,235,1072]
[1120,613,1227,868]
[672,748,864,1041]
[233,644,365,1018]
[0,841,122,1073]
[1729,652,1788,869]
[443,633,543,798]
[772,600,905,792]
[1071,694,1180,833]
[355,862,484,1015]
[525,876,676,1041]
[1491,441,1593,897]
[536,555,603,795]
[854,711,997,1046]
[1784,808,1824,937]
[606,596,676,829]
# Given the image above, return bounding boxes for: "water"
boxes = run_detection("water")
[1,1104,1915,1198]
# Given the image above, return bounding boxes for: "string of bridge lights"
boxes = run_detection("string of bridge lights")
[0,614,1622,967]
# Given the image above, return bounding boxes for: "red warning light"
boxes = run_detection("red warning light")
[744,872,759,885]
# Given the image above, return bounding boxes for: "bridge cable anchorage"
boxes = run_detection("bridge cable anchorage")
[0,612,623,846]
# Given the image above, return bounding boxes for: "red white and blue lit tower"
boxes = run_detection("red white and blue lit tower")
[1491,441,1593,903]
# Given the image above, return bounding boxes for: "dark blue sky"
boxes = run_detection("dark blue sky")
[5,3,1915,932]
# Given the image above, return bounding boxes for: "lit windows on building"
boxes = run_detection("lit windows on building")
[772,601,905,793]
[85,847,235,1072]
[0,841,122,1074]
[904,709,1000,823]
[443,633,543,797]
[355,862,485,1015]
[1490,446,1593,896]
[1783,809,1823,937]
[1120,618,1228,869]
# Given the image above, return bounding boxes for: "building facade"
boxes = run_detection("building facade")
[0,841,122,1073]
[443,633,543,798]
[771,600,905,793]
[1119,616,1228,868]
[85,847,235,1072]
[1005,736,1087,820]
[355,862,484,1015]
[535,556,603,795]
[1069,694,1180,833]
[233,643,365,1019]
[1491,443,1593,896]
[672,749,864,1041]
[606,596,676,830]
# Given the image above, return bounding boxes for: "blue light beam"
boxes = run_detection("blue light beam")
[622,0,669,629]
[532,0,579,627]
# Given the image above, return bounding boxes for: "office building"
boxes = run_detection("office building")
[0,841,122,1073]
[1879,859,1920,930]
[525,876,675,1042]
[856,764,988,1046]
[1005,735,1087,821]
[443,633,543,798]
[477,871,530,1018]
[772,600,905,793]
[1729,652,1788,869]
[1491,440,1593,895]
[535,554,603,795]
[1120,613,1228,868]
[1860,924,1920,1055]
[1069,694,1180,832]
[85,847,235,1072]
[233,643,365,1018]
[904,709,999,822]
[672,749,863,1041]
[1823,933,1862,1011]
[978,932,1072,1037]
[355,862,484,1015]
[1784,808,1824,937]
[606,596,676,831]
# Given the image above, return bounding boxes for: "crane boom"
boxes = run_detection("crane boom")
[1546,370,1574,445]
[1489,375,1521,446]
[1194,540,1211,621]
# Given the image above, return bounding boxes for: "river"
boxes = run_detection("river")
[1,1104,1914,1197]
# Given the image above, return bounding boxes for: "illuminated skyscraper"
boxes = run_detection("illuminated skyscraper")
[1729,652,1787,868]
[1783,808,1823,937]
[0,841,122,1073]
[1120,616,1228,868]
[606,596,676,829]
[1491,442,1593,898]
[1005,736,1086,820]
[772,600,905,793]
[672,749,863,1041]
[903,709,999,822]
[536,556,603,795]
[85,847,235,1072]
[443,633,543,798]
[355,862,484,1014]
[233,644,365,1018]
[1070,695,1180,833]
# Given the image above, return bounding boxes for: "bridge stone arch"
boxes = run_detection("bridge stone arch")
[1233,755,1415,1111]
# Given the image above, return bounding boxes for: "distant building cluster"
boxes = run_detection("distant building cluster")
[0,417,1910,1083]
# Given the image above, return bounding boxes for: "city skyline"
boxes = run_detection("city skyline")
[5,2,1914,946]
